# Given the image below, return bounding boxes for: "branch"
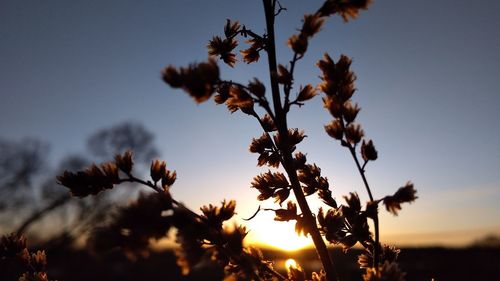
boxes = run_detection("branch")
[346,143,380,269]
[262,1,338,280]
[16,194,70,235]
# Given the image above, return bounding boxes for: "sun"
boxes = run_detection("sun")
[245,214,313,251]
[285,258,297,269]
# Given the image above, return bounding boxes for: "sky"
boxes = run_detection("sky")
[1,0,500,248]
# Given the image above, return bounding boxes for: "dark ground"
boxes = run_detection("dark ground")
[2,244,499,281]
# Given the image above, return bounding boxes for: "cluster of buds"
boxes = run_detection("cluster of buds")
[240,37,264,64]
[1,234,53,281]
[288,13,325,56]
[208,19,266,66]
[200,199,236,230]
[251,171,290,205]
[175,202,275,280]
[90,191,173,259]
[57,161,120,197]
[150,159,177,190]
[358,244,400,269]
[319,54,379,164]
[207,20,240,67]
[317,192,372,250]
[382,182,418,216]
[58,151,177,198]
[162,59,220,103]
[57,152,279,279]
[293,152,338,208]
[287,263,328,281]
[249,133,279,168]
[214,83,255,114]
[362,261,406,281]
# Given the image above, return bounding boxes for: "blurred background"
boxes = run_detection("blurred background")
[1,0,500,280]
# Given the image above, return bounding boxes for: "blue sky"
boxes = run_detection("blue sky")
[1,0,500,247]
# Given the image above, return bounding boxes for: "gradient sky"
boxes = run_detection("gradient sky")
[1,0,500,248]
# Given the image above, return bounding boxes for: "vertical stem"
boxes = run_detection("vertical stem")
[347,145,380,269]
[262,1,338,280]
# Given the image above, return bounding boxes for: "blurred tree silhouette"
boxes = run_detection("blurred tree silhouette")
[0,121,159,247]
[0,138,49,228]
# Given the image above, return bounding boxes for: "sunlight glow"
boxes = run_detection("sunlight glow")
[245,215,313,251]
[285,258,297,269]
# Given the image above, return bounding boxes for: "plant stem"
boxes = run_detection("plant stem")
[347,144,380,269]
[262,1,338,280]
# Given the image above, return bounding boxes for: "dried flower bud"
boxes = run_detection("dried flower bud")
[248,78,265,97]
[363,261,406,281]
[361,139,378,161]
[162,170,177,188]
[249,133,273,154]
[251,171,289,202]
[207,36,238,67]
[311,270,328,281]
[287,261,306,281]
[317,53,356,102]
[150,160,167,183]
[343,101,361,123]
[336,54,353,74]
[319,189,337,208]
[267,151,281,168]
[344,192,361,213]
[277,64,292,85]
[274,201,298,221]
[222,225,247,254]
[323,96,343,118]
[226,86,254,114]
[240,47,260,64]
[325,119,344,140]
[340,234,358,250]
[57,163,116,197]
[115,150,133,175]
[30,250,47,271]
[365,200,378,220]
[19,272,49,281]
[261,114,277,132]
[317,207,345,243]
[345,123,364,144]
[224,19,240,38]
[101,162,119,184]
[161,66,183,88]
[293,152,307,169]
[163,59,220,103]
[214,83,230,104]
[287,34,308,55]
[383,182,418,215]
[273,188,290,206]
[317,53,335,77]
[201,200,236,228]
[297,84,317,102]
[301,14,324,37]
[0,233,27,258]
[288,128,306,146]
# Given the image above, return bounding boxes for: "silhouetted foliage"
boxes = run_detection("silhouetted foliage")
[6,1,421,281]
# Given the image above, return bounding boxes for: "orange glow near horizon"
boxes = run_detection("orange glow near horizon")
[245,216,313,251]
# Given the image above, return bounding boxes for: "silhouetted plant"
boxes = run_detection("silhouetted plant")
[0,233,55,281]
[55,1,418,280]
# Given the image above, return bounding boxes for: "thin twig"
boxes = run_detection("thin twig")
[346,144,380,269]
